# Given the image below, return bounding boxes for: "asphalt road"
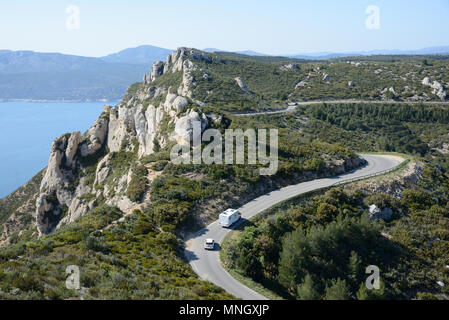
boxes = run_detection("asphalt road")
[233,99,449,116]
[184,154,404,300]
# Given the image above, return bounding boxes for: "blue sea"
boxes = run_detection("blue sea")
[0,101,117,198]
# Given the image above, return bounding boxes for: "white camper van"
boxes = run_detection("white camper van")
[219,209,241,228]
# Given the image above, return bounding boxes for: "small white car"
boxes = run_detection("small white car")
[204,238,215,250]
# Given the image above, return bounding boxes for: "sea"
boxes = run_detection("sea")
[0,101,118,198]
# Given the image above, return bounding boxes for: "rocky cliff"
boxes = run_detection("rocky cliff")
[35,48,213,235]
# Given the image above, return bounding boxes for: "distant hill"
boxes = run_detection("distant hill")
[0,50,149,101]
[101,45,173,64]
[0,50,117,74]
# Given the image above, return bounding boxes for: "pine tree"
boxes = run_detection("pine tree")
[356,280,386,300]
[278,229,309,291]
[324,278,351,300]
[348,251,363,288]
[356,283,370,300]
[296,274,320,300]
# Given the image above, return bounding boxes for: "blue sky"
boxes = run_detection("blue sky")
[0,0,448,57]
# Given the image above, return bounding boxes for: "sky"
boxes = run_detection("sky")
[0,0,448,57]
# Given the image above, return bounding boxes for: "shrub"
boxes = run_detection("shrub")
[127,165,148,202]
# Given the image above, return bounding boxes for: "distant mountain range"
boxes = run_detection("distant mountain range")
[0,46,171,101]
[1,44,448,101]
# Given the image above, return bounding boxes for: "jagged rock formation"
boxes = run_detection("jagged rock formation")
[143,47,213,99]
[36,107,112,235]
[36,48,213,235]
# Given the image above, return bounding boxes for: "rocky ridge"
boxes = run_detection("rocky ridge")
[35,48,215,235]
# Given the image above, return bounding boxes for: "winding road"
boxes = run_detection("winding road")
[232,99,449,117]
[184,154,404,300]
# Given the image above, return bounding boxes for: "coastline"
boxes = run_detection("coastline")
[0,99,119,103]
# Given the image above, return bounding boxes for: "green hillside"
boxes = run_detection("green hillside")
[0,49,448,300]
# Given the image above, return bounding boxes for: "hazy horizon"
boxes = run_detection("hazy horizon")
[2,43,449,59]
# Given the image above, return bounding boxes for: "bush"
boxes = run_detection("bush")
[127,165,148,202]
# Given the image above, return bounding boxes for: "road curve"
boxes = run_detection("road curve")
[184,154,404,300]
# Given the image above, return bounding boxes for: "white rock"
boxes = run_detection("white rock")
[173,96,189,113]
[280,64,299,71]
[422,77,432,86]
[172,109,207,145]
[235,77,252,93]
[65,132,81,167]
[79,111,109,157]
[369,204,393,220]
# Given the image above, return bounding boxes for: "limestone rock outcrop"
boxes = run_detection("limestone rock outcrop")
[79,109,109,157]
[144,60,165,84]
[37,129,95,235]
[36,49,214,235]
[143,48,213,99]
[172,109,208,145]
[422,77,447,100]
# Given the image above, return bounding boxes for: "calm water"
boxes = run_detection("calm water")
[0,101,117,198]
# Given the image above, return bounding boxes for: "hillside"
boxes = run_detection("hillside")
[221,102,449,300]
[0,48,367,299]
[160,51,448,112]
[0,48,448,300]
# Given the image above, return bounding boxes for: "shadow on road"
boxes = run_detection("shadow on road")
[213,243,222,252]
[184,249,198,262]
[229,218,253,231]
